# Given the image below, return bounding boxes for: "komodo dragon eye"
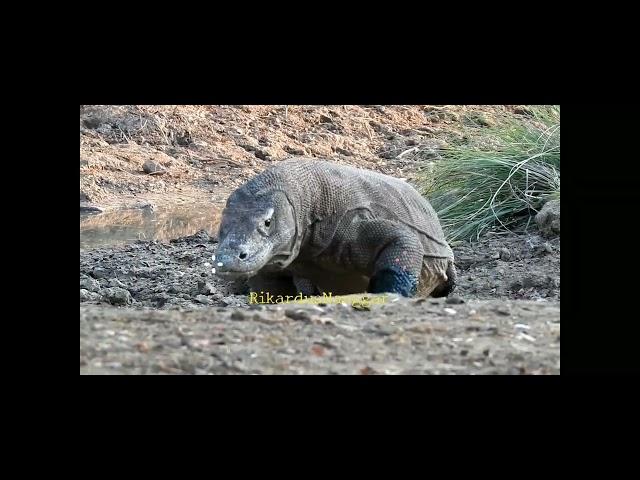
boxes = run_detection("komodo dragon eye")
[262,208,274,230]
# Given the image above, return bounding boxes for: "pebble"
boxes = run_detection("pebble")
[107,278,127,288]
[101,287,132,306]
[284,309,312,322]
[499,247,511,261]
[195,295,212,305]
[231,311,247,321]
[142,160,167,175]
[92,267,109,279]
[445,295,465,304]
[80,289,101,302]
[516,333,536,343]
[197,281,216,295]
[443,307,457,315]
[80,277,101,292]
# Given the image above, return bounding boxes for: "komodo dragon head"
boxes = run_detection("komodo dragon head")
[214,187,298,279]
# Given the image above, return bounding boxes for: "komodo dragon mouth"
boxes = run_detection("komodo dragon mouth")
[212,252,293,279]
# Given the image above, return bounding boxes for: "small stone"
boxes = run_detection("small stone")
[516,333,536,343]
[91,267,109,279]
[443,307,457,315]
[101,287,132,306]
[535,199,560,237]
[231,311,247,321]
[311,345,326,357]
[195,294,212,305]
[142,160,167,175]
[284,309,312,322]
[284,145,306,156]
[513,106,534,116]
[522,274,546,288]
[374,325,395,336]
[80,203,103,214]
[312,316,335,326]
[499,247,511,261]
[352,301,371,311]
[80,277,100,292]
[80,289,101,302]
[445,295,465,305]
[197,281,216,295]
[107,278,127,288]
[152,294,169,307]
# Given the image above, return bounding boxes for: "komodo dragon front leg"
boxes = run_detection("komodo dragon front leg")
[337,218,436,297]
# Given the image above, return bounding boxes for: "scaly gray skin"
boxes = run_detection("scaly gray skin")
[214,158,456,298]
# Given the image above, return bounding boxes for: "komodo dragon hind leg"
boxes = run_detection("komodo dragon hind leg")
[339,219,425,297]
[430,260,457,297]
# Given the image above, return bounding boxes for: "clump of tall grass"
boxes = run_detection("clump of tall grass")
[419,106,559,244]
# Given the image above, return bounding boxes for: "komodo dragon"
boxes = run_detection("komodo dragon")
[213,158,456,297]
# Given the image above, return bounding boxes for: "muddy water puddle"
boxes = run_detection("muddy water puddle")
[80,203,221,249]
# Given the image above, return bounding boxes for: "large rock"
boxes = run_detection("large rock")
[535,200,560,237]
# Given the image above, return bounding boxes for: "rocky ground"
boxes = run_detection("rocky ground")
[80,230,559,310]
[80,105,560,375]
[80,298,559,375]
